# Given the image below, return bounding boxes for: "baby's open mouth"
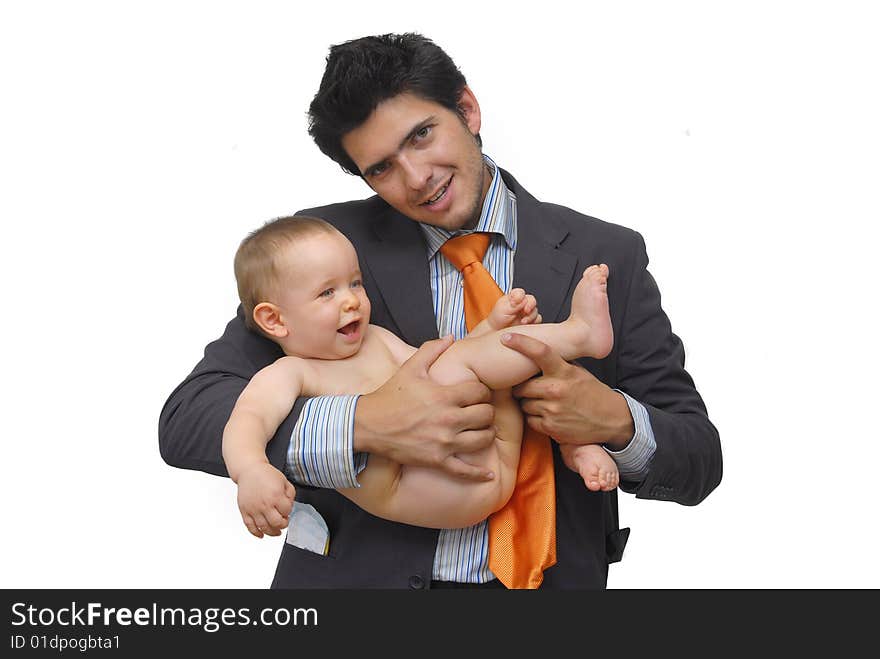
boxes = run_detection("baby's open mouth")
[338,320,359,335]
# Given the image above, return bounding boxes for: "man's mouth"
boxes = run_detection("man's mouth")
[338,320,360,336]
[421,176,452,206]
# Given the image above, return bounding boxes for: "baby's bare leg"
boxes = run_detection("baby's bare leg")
[357,267,615,527]
[560,444,620,492]
[339,391,522,529]
[429,265,613,390]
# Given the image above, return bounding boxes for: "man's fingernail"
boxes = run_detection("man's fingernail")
[501,333,512,342]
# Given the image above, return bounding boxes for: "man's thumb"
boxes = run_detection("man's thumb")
[500,332,558,372]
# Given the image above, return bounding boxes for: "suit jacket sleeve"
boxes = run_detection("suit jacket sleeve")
[615,232,722,505]
[157,308,302,478]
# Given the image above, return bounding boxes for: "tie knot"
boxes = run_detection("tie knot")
[439,233,492,272]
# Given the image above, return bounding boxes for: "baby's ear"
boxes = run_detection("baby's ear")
[253,303,288,338]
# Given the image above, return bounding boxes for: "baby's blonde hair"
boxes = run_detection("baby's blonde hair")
[234,215,340,332]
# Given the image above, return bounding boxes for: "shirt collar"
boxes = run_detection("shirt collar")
[420,154,517,259]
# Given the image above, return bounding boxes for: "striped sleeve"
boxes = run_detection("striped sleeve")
[603,391,657,480]
[285,395,366,488]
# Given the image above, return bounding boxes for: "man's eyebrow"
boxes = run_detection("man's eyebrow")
[362,115,436,175]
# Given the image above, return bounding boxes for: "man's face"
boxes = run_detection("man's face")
[342,89,491,232]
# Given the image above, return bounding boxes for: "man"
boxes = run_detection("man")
[159,33,722,589]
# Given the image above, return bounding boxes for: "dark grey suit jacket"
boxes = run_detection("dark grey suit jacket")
[159,169,722,589]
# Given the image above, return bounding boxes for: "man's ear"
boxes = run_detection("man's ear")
[457,85,482,136]
[253,303,289,338]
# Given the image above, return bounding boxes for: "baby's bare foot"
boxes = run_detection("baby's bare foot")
[567,264,613,359]
[487,288,540,330]
[588,461,620,492]
[564,444,620,492]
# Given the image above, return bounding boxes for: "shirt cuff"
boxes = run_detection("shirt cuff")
[286,394,365,489]
[604,390,657,480]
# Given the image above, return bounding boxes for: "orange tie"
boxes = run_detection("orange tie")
[439,233,557,589]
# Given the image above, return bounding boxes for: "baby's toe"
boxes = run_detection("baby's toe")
[600,470,619,491]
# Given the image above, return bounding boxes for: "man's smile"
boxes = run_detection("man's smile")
[420,175,453,206]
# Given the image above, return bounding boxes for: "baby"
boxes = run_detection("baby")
[222,216,619,536]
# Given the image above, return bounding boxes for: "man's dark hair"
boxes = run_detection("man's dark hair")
[308,33,479,176]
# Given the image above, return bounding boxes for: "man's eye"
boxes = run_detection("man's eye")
[414,126,432,141]
[367,162,389,178]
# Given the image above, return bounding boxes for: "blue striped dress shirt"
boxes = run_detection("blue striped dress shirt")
[287,156,656,583]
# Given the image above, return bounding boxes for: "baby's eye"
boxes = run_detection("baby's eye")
[351,279,363,289]
[319,288,334,299]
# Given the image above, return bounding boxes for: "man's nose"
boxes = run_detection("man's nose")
[398,154,431,192]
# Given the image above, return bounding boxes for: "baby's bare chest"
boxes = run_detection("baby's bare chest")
[313,343,399,395]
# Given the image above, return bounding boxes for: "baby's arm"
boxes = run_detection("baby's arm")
[222,357,316,538]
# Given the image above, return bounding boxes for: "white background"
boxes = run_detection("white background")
[2,1,878,589]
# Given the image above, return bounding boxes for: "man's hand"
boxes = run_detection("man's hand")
[501,333,635,450]
[355,335,496,481]
[236,462,296,539]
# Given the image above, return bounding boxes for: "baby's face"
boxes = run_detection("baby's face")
[274,231,371,360]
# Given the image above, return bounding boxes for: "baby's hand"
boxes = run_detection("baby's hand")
[488,288,541,331]
[235,463,296,538]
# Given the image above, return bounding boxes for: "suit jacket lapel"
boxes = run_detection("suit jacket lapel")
[362,205,439,346]
[504,170,579,323]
